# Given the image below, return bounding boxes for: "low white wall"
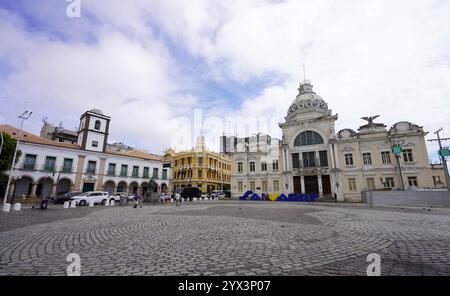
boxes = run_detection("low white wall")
[364,190,450,207]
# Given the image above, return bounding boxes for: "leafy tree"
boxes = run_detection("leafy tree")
[0,132,22,174]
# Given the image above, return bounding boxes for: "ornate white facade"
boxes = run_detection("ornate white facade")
[222,80,447,202]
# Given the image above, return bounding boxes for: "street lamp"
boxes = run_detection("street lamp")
[3,110,32,207]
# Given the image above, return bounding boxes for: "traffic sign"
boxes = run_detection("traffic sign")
[391,145,402,154]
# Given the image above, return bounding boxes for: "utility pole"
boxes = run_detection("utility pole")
[3,110,32,206]
[427,128,450,191]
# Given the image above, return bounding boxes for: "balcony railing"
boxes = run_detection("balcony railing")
[120,171,128,177]
[107,170,116,176]
[86,168,96,174]
[62,166,73,173]
[22,163,36,170]
[132,172,139,177]
[143,173,149,178]
[43,164,56,172]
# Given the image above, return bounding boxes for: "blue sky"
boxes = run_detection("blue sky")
[1,0,450,160]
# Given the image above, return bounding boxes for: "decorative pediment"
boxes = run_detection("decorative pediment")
[341,145,355,152]
[83,176,97,182]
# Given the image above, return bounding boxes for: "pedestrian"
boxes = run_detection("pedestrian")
[160,193,165,205]
[136,191,143,208]
[132,191,139,208]
[175,192,181,207]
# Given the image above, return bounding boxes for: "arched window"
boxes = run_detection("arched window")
[94,120,101,130]
[294,131,324,146]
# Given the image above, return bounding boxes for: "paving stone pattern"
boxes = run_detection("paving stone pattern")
[0,201,449,276]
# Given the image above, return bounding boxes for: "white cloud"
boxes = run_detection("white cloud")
[1,0,450,158]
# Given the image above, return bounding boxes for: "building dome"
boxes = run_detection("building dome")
[89,109,104,115]
[287,81,329,117]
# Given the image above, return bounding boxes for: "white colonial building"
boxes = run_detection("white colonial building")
[0,109,170,200]
[221,80,447,202]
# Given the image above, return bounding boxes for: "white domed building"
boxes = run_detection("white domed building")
[222,79,447,202]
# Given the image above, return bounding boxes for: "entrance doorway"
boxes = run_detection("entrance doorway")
[293,176,302,194]
[82,182,95,192]
[304,176,319,194]
[322,175,332,197]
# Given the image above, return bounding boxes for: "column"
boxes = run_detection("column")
[318,174,323,197]
[332,143,344,201]
[73,155,86,191]
[300,175,305,194]
[8,182,15,200]
[96,158,107,191]
[51,183,57,196]
[31,183,37,197]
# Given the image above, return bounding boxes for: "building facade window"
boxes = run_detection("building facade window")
[302,152,316,168]
[381,151,391,164]
[132,166,139,177]
[44,156,56,172]
[198,170,203,179]
[362,153,372,165]
[272,160,279,171]
[294,131,324,146]
[107,163,116,175]
[408,176,418,187]
[237,162,243,173]
[249,161,255,172]
[433,176,442,186]
[348,178,357,192]
[384,177,395,188]
[24,154,37,170]
[143,167,149,178]
[250,181,256,191]
[262,181,267,192]
[92,141,98,147]
[153,168,159,179]
[403,149,414,162]
[63,158,73,173]
[198,157,203,166]
[292,153,300,168]
[94,120,101,130]
[87,161,96,174]
[238,181,243,193]
[120,164,128,176]
[162,169,168,180]
[319,151,328,167]
[261,162,267,171]
[366,178,375,190]
[273,180,280,192]
[344,153,354,166]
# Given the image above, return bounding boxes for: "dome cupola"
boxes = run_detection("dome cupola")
[286,80,330,118]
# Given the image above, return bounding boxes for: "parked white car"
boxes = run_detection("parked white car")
[71,191,112,206]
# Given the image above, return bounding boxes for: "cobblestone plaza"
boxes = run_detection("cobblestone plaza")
[1,201,449,276]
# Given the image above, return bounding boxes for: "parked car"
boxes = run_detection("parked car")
[71,191,112,206]
[53,191,83,204]
[212,190,226,199]
[180,187,202,201]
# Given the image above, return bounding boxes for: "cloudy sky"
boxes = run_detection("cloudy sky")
[1,0,449,159]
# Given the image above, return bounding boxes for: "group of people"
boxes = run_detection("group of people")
[131,191,183,208]
[159,192,182,207]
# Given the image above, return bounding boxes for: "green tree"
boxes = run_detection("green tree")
[0,132,22,174]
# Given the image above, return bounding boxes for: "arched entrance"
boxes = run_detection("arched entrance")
[56,178,72,195]
[141,182,149,195]
[104,180,115,194]
[117,181,127,193]
[36,177,54,198]
[161,183,168,193]
[129,181,139,194]
[13,176,34,198]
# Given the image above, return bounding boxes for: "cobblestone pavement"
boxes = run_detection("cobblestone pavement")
[0,201,449,276]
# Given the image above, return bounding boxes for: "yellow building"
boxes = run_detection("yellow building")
[164,137,231,193]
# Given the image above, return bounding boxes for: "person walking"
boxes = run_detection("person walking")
[175,192,181,207]
[160,193,165,205]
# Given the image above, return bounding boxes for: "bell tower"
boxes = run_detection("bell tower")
[77,109,111,152]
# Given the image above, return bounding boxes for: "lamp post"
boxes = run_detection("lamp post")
[3,110,32,206]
